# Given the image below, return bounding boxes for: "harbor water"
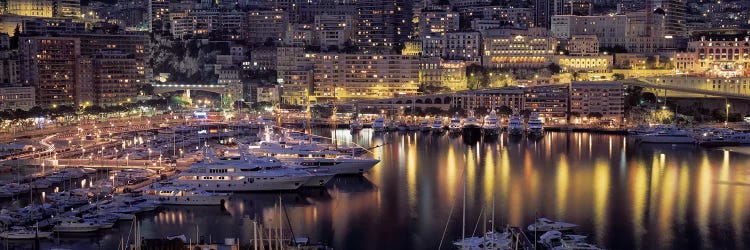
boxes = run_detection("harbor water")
[6,130,750,249]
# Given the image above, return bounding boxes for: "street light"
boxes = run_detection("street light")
[725,103,731,127]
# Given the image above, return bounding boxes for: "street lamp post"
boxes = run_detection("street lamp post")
[726,103,731,127]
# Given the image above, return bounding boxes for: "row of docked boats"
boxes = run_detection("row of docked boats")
[358,111,545,137]
[630,125,750,146]
[0,168,97,198]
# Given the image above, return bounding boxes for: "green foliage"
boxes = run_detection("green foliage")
[613,73,625,80]
[497,105,513,116]
[466,65,489,90]
[10,25,20,49]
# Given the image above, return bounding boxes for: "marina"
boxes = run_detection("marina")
[0,121,749,249]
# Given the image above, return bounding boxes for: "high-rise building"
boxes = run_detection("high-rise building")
[648,0,686,37]
[19,36,81,108]
[312,53,420,101]
[245,9,288,45]
[92,53,138,106]
[569,81,624,121]
[534,0,553,28]
[356,0,396,52]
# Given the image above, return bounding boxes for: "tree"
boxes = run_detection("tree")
[466,64,489,90]
[425,107,443,115]
[10,25,20,49]
[613,73,625,80]
[497,105,513,116]
[624,86,643,109]
[642,92,657,103]
[547,63,562,74]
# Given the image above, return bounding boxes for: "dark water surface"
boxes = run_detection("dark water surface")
[15,130,750,249]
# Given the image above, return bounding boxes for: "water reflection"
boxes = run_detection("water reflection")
[30,130,750,250]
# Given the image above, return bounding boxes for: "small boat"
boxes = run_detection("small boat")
[419,119,431,132]
[526,112,544,137]
[431,118,444,133]
[53,219,101,233]
[482,110,501,137]
[448,115,462,134]
[0,226,53,239]
[507,114,524,136]
[462,111,481,138]
[372,117,386,132]
[527,218,578,231]
[349,118,363,132]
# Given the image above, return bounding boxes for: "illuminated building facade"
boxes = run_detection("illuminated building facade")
[569,81,624,121]
[551,12,674,53]
[245,9,287,44]
[674,36,750,77]
[0,85,35,111]
[420,57,467,91]
[92,53,138,106]
[445,31,481,64]
[312,53,420,102]
[523,84,568,121]
[314,15,354,50]
[556,55,612,73]
[418,10,459,38]
[567,35,598,56]
[19,36,80,108]
[276,46,313,105]
[482,28,558,68]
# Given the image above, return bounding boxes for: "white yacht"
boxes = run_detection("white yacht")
[638,128,696,144]
[448,115,462,134]
[419,119,432,132]
[527,218,578,231]
[431,118,445,133]
[462,111,481,137]
[695,128,750,146]
[249,142,379,175]
[526,112,544,137]
[372,117,386,132]
[175,156,322,191]
[0,226,53,239]
[349,118,363,132]
[482,110,501,137]
[507,114,524,136]
[143,185,231,205]
[53,219,101,233]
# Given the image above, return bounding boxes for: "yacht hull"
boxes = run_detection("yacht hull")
[148,195,229,205]
[176,176,309,192]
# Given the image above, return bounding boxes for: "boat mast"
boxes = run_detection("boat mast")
[332,86,338,150]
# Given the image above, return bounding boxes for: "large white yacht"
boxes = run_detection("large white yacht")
[526,112,544,137]
[507,114,524,136]
[248,142,380,175]
[482,110,501,137]
[175,155,319,191]
[143,185,231,205]
[462,111,481,137]
[638,127,696,144]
